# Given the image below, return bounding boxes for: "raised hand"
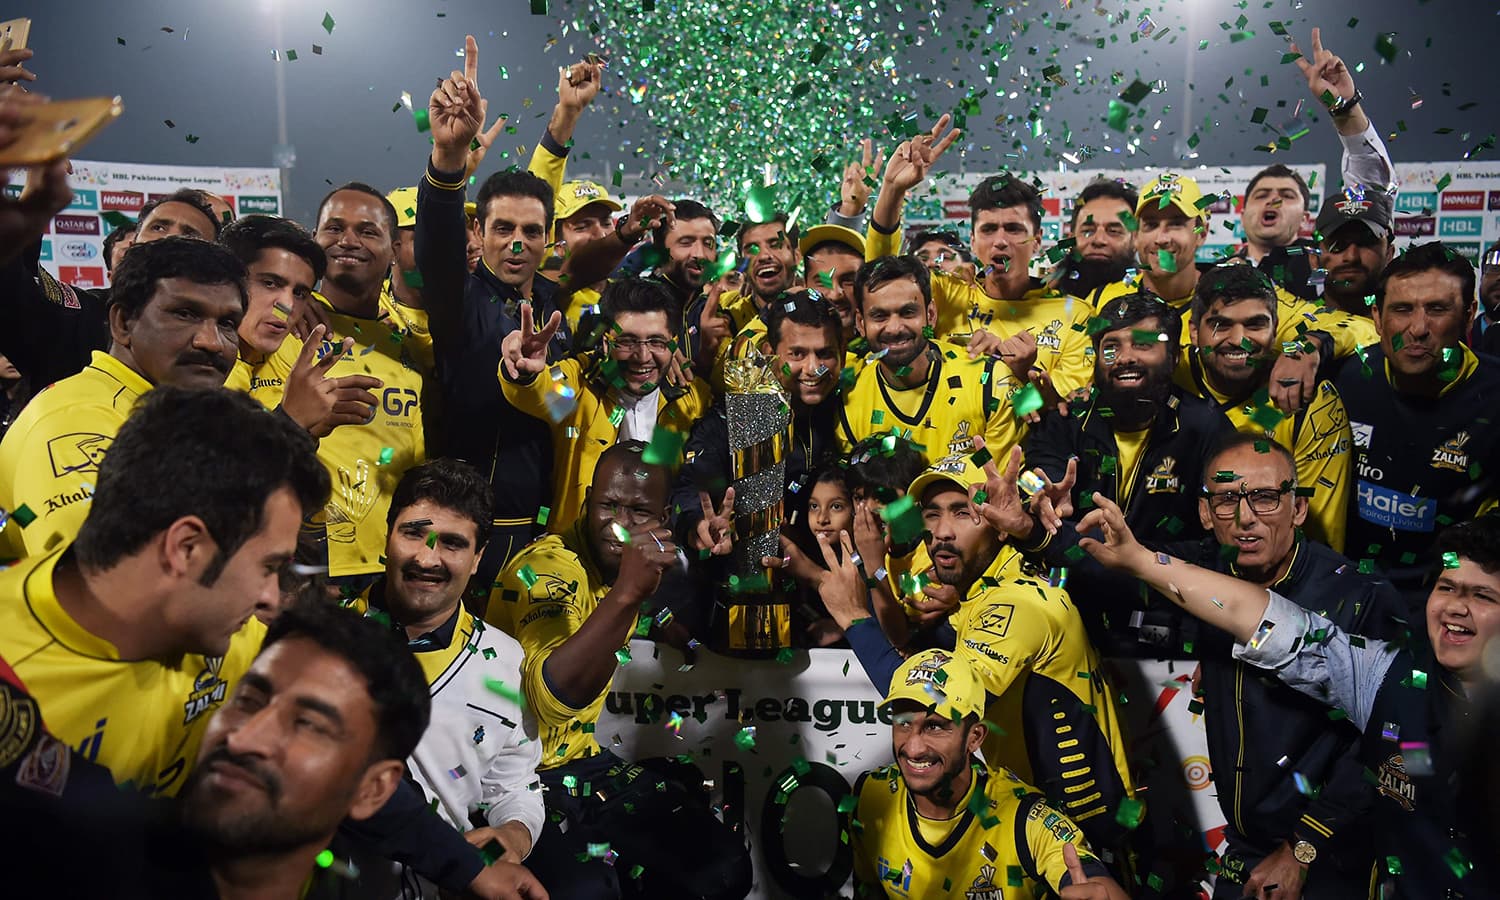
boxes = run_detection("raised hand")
[1057,842,1130,899]
[995,329,1039,379]
[839,138,885,216]
[0,46,34,85]
[969,438,1035,539]
[1291,27,1356,107]
[617,194,675,245]
[1032,456,1078,535]
[881,114,962,193]
[1076,493,1151,574]
[429,34,488,172]
[692,488,736,556]
[465,114,508,179]
[613,524,679,603]
[1269,348,1317,414]
[501,301,563,380]
[280,325,385,438]
[814,530,869,630]
[763,534,827,590]
[558,58,603,111]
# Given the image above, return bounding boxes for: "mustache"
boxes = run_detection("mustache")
[930,542,961,559]
[402,562,450,582]
[178,350,233,374]
[198,746,281,803]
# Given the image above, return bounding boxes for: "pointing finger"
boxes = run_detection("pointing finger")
[463,34,479,86]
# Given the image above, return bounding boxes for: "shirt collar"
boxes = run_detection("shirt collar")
[91,350,155,398]
[366,576,464,652]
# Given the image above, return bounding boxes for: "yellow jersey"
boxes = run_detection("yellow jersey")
[484,525,613,769]
[952,547,1137,836]
[560,285,603,336]
[837,344,1025,465]
[0,547,263,797]
[1089,279,1379,387]
[932,274,1096,397]
[863,225,973,341]
[500,353,710,535]
[250,293,427,577]
[378,286,436,379]
[0,352,150,560]
[1186,360,1353,552]
[851,761,1110,899]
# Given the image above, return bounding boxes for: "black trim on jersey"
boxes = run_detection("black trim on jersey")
[875,347,944,429]
[1014,792,1045,884]
[1187,353,1312,442]
[905,762,986,858]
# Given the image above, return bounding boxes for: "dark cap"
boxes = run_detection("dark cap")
[1315,184,1394,243]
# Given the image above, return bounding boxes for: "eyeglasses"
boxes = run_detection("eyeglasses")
[1205,484,1292,518]
[609,336,674,354]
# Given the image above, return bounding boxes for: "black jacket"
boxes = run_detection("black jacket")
[415,161,572,564]
[1017,385,1236,656]
[1334,346,1500,600]
[0,244,110,387]
[1235,238,1321,302]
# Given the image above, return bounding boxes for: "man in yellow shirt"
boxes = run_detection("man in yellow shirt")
[0,238,247,558]
[866,117,1095,395]
[849,649,1130,899]
[501,277,711,535]
[1186,265,1353,551]
[485,441,751,899]
[251,183,428,587]
[550,180,624,332]
[1091,172,1378,412]
[839,255,1024,463]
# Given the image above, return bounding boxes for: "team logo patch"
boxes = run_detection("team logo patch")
[904,650,952,688]
[965,864,1003,900]
[1376,753,1416,811]
[47,432,111,478]
[1144,456,1181,494]
[973,604,1014,639]
[1431,431,1471,473]
[1351,421,1373,448]
[15,732,70,798]
[1152,172,1185,196]
[1334,184,1371,216]
[183,657,228,725]
[0,685,38,768]
[947,421,976,457]
[1036,318,1064,351]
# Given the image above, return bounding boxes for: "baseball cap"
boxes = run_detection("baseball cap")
[387,186,478,227]
[798,223,865,258]
[880,649,987,721]
[1138,172,1207,220]
[908,451,986,505]
[555,181,623,222]
[1315,184,1394,243]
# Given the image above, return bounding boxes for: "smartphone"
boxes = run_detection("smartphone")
[0,18,30,52]
[0,96,123,167]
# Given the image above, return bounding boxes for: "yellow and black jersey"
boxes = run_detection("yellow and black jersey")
[0,547,263,797]
[484,524,613,770]
[1187,358,1353,552]
[863,225,972,341]
[953,546,1137,842]
[250,292,427,577]
[931,274,1096,396]
[1089,279,1379,387]
[378,286,436,379]
[837,344,1025,465]
[850,762,1111,899]
[560,284,603,336]
[0,352,150,560]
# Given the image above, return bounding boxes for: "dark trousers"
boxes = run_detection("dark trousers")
[1211,831,1371,899]
[524,751,753,900]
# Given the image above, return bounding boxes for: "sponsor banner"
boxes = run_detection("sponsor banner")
[603,642,1221,898]
[1391,162,1500,257]
[1356,480,1436,533]
[15,159,281,289]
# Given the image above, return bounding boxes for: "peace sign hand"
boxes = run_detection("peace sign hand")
[839,138,885,215]
[430,34,488,172]
[691,488,736,556]
[501,302,563,380]
[281,325,384,438]
[969,438,1035,540]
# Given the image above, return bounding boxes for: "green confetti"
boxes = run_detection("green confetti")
[377,447,395,466]
[1113,797,1145,830]
[642,425,686,466]
[10,503,35,527]
[1156,249,1177,273]
[1012,383,1044,418]
[484,677,527,708]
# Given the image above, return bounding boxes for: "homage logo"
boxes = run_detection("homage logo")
[1440,191,1484,211]
[1145,456,1181,494]
[1431,431,1471,473]
[1377,753,1417,811]
[183,657,228,725]
[100,189,145,213]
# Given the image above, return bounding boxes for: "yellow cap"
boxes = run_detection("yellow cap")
[881,649,986,721]
[908,451,986,504]
[798,223,865,257]
[387,187,419,228]
[389,186,478,227]
[555,181,623,222]
[1138,172,1208,220]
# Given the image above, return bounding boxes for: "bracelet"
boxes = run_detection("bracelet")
[1327,89,1362,116]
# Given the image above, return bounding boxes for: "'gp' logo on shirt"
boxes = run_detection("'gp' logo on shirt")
[381,388,419,418]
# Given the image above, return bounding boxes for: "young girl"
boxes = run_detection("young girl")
[789,464,857,646]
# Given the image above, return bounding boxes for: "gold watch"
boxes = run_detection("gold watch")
[1292,840,1317,865]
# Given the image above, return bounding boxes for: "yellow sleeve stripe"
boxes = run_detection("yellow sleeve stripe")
[1299,814,1334,839]
[424,171,467,191]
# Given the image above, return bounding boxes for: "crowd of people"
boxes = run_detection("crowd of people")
[0,23,1496,900]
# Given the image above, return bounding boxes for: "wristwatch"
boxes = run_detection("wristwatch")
[1292,840,1318,865]
[1327,88,1363,117]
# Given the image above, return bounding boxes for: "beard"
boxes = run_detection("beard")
[1057,254,1131,298]
[1094,358,1176,429]
[179,747,346,856]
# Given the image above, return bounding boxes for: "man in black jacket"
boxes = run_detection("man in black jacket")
[1016,292,1236,655]
[1335,242,1500,607]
